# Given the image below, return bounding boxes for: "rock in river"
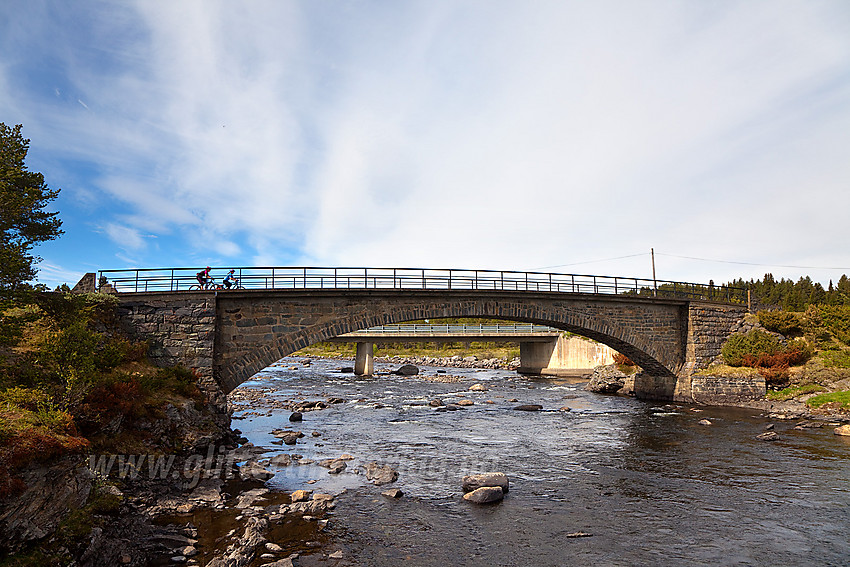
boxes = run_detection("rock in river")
[834,424,850,436]
[365,462,398,485]
[462,472,510,494]
[513,404,543,412]
[462,486,504,504]
[585,364,627,394]
[393,364,419,376]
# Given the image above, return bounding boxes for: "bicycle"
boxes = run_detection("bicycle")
[222,278,244,290]
[189,278,224,291]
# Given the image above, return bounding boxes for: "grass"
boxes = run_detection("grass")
[766,383,827,401]
[693,364,761,378]
[805,390,850,410]
[295,341,520,360]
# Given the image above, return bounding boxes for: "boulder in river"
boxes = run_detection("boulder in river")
[585,364,628,394]
[462,486,504,504]
[462,472,510,494]
[470,383,487,391]
[289,412,303,422]
[238,460,274,481]
[833,424,850,436]
[364,462,398,485]
[393,364,419,376]
[513,404,543,412]
[756,431,780,441]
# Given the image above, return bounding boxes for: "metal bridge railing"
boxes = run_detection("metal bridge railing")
[96,266,746,303]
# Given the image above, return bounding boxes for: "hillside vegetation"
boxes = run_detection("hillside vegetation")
[0,291,209,498]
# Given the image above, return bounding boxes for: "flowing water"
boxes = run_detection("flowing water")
[232,357,850,566]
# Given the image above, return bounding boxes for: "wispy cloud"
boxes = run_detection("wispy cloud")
[1,0,849,286]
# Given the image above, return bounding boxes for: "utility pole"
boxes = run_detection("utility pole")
[651,248,657,297]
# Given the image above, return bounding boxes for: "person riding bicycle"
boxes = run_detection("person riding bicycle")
[223,269,237,289]
[196,266,211,289]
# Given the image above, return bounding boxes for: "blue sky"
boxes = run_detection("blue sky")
[2,0,850,289]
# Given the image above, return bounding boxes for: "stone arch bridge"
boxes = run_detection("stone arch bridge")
[80,267,751,403]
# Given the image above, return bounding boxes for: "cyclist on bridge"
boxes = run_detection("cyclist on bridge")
[223,269,238,289]
[196,266,211,288]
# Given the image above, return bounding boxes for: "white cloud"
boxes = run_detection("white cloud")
[2,0,849,286]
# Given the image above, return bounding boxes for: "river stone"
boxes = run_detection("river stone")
[462,472,510,494]
[289,412,303,422]
[270,454,292,467]
[235,488,270,509]
[756,431,780,441]
[699,419,712,426]
[394,364,419,376]
[585,364,627,394]
[834,424,850,436]
[462,486,504,504]
[513,404,543,411]
[429,399,445,407]
[382,488,404,498]
[365,462,398,485]
[290,490,312,503]
[456,399,474,406]
[470,383,488,391]
[238,460,274,481]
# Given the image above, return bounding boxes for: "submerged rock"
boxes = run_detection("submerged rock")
[394,364,419,376]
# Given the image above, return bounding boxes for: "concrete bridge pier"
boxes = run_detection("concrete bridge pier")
[518,335,615,376]
[354,342,374,376]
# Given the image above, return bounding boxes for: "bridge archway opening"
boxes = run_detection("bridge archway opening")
[219,303,676,394]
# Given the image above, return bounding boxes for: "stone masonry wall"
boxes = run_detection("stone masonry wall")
[684,303,749,373]
[691,374,766,405]
[116,293,219,396]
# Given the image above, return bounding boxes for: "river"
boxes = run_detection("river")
[231,357,850,566]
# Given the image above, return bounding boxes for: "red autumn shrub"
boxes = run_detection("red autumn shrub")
[613,353,635,366]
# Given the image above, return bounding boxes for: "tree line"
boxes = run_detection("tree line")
[726,273,850,311]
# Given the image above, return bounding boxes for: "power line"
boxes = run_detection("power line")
[536,252,649,270]
[656,252,850,271]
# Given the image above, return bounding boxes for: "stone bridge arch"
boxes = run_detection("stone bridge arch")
[114,289,746,402]
[213,291,689,393]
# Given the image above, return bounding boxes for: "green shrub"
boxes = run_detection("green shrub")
[758,310,803,335]
[721,330,783,366]
[722,331,813,386]
[822,349,850,368]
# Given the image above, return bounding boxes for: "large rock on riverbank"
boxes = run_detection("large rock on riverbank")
[586,364,628,394]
